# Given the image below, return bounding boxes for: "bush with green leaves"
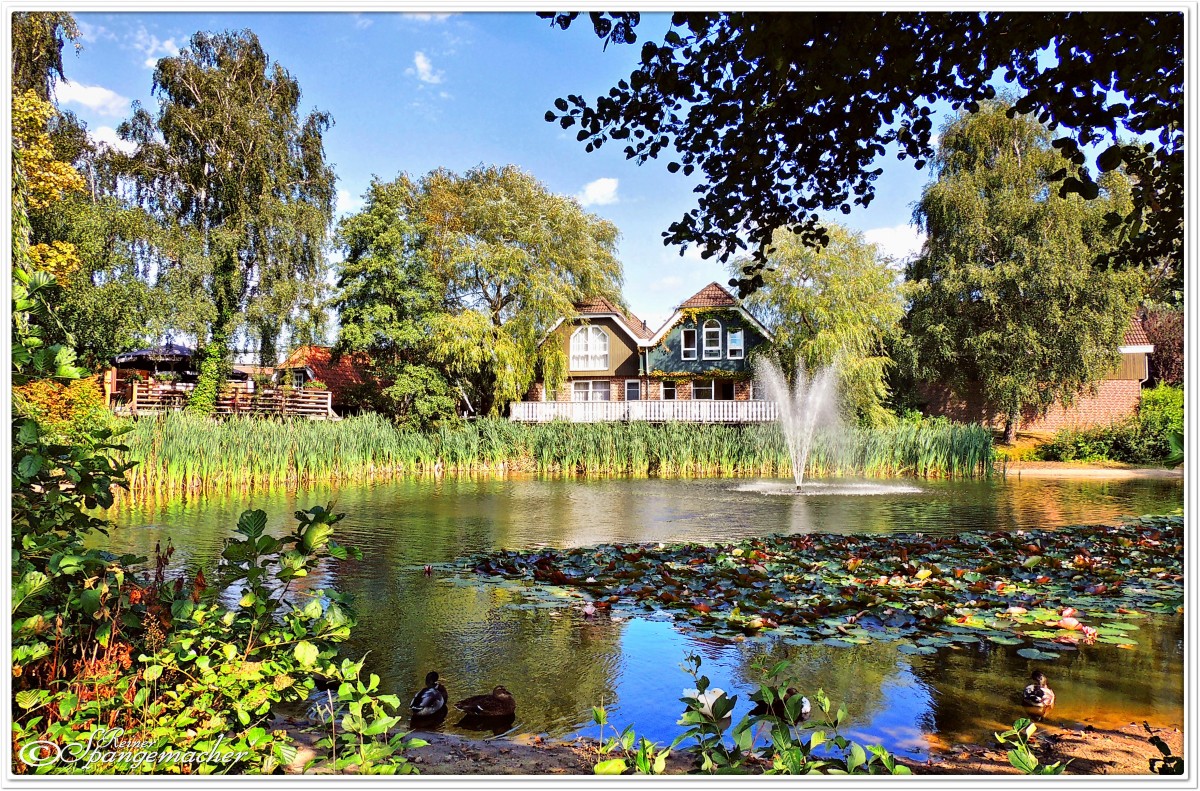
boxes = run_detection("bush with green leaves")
[1039,385,1184,464]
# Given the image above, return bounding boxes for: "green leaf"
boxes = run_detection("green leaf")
[294,641,319,668]
[594,758,627,775]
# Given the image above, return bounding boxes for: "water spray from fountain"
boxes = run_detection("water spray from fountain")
[756,357,840,491]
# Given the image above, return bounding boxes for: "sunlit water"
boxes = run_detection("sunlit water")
[99,475,1183,759]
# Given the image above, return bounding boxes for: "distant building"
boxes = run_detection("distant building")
[275,344,373,413]
[917,317,1155,433]
[514,283,776,423]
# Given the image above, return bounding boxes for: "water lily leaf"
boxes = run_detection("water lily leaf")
[987,635,1023,646]
[1016,648,1060,660]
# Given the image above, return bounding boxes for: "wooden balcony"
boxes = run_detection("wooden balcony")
[509,399,778,423]
[117,382,336,420]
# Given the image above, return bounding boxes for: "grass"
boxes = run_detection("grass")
[119,413,995,492]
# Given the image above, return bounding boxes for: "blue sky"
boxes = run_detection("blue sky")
[62,11,934,331]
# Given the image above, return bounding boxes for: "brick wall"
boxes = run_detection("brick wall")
[919,380,1143,431]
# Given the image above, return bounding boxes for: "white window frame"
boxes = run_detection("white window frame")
[625,379,641,401]
[727,327,744,359]
[570,326,610,371]
[702,320,722,360]
[572,380,611,402]
[693,379,715,400]
[661,380,677,401]
[749,379,763,400]
[290,369,306,389]
[680,328,697,360]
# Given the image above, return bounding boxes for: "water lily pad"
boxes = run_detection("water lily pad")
[897,643,937,655]
[1016,648,1060,660]
[987,635,1023,646]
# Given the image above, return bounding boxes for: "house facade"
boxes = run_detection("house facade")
[918,317,1156,432]
[513,283,776,423]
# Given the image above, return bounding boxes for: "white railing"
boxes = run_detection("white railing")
[509,400,778,423]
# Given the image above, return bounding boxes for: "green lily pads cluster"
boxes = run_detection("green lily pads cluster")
[455,515,1182,657]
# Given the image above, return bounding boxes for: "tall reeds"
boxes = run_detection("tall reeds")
[119,413,994,492]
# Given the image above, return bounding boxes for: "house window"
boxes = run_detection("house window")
[290,370,306,389]
[694,379,714,400]
[702,320,722,359]
[572,380,611,401]
[625,380,641,401]
[727,328,744,359]
[681,328,697,360]
[570,326,610,371]
[661,381,677,400]
[718,380,735,400]
[749,379,764,400]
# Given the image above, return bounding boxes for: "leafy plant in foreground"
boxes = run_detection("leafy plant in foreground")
[590,704,680,775]
[994,718,1069,774]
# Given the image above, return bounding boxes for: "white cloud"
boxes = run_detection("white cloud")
[77,21,113,43]
[55,81,130,117]
[576,177,619,207]
[862,223,926,263]
[406,51,444,84]
[403,13,455,22]
[336,189,364,217]
[130,25,179,69]
[353,14,373,29]
[91,126,137,155]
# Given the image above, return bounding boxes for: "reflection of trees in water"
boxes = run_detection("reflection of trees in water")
[723,638,903,726]
[910,616,1184,743]
[340,574,624,736]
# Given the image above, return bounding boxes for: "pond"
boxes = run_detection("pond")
[101,474,1183,761]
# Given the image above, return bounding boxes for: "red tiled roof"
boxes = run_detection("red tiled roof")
[280,345,371,398]
[573,296,654,339]
[678,282,738,309]
[1123,316,1150,346]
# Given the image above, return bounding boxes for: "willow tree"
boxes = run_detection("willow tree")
[119,30,335,413]
[732,225,903,427]
[336,165,623,421]
[905,100,1143,443]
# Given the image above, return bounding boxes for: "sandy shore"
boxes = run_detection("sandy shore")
[998,461,1183,479]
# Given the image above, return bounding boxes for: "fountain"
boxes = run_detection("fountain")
[756,357,839,491]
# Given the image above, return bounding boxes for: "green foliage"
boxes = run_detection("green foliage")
[120,29,336,414]
[1038,385,1183,464]
[541,12,1180,296]
[905,99,1144,440]
[307,657,428,774]
[119,413,994,491]
[596,655,910,775]
[732,224,905,426]
[11,12,81,100]
[994,718,1069,774]
[1144,722,1184,775]
[589,704,680,775]
[334,166,623,419]
[12,267,87,385]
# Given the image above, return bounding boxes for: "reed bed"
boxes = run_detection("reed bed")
[119,413,994,492]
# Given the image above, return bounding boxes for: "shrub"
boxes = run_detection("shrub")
[1039,385,1183,464]
[12,376,115,442]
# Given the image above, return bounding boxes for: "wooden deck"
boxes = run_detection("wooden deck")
[509,399,778,423]
[116,382,336,419]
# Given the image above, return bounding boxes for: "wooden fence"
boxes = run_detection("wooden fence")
[122,383,335,420]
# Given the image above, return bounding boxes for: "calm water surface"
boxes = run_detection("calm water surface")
[102,475,1183,759]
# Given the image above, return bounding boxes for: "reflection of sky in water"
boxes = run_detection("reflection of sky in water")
[100,475,1183,754]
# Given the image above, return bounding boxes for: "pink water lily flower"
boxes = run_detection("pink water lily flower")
[1081,625,1098,643]
[1058,616,1082,630]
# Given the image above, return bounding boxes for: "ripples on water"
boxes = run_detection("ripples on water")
[101,474,1183,757]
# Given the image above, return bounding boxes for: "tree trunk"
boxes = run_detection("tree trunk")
[1002,412,1018,445]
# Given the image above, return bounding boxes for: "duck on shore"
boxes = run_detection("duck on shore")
[410,671,448,718]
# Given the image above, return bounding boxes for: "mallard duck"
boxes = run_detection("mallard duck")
[455,686,516,718]
[1022,671,1055,710]
[410,671,448,717]
[749,687,811,721]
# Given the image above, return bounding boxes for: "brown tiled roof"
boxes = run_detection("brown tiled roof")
[573,296,654,339]
[1123,316,1150,346]
[678,282,738,309]
[280,345,372,400]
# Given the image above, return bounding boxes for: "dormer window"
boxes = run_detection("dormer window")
[727,328,744,359]
[702,319,722,359]
[681,328,697,360]
[570,326,609,371]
